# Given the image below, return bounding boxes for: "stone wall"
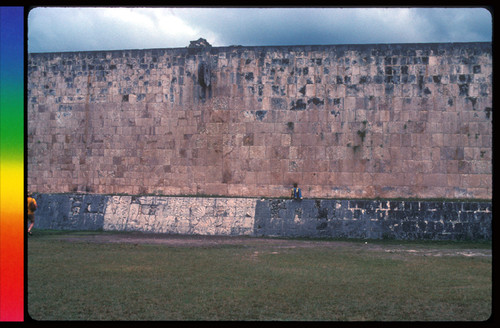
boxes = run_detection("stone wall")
[31,194,491,240]
[103,195,255,235]
[254,198,492,240]
[27,42,492,199]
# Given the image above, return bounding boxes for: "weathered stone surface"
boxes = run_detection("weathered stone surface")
[254,198,492,240]
[32,194,491,240]
[27,42,492,199]
[33,193,106,230]
[103,196,256,235]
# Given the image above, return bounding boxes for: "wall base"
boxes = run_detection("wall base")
[31,194,492,240]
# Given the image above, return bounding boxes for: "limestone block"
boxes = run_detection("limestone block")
[27,43,492,199]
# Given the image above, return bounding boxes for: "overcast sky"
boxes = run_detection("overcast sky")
[27,7,492,53]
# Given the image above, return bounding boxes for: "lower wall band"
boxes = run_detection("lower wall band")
[31,194,492,240]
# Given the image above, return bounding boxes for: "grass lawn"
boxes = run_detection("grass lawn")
[27,231,491,321]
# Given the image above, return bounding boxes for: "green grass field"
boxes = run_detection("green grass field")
[27,231,491,321]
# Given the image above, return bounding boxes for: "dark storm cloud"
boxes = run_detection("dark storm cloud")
[27,7,492,53]
[178,7,491,46]
[409,8,492,42]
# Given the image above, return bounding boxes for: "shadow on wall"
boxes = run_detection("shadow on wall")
[32,194,492,241]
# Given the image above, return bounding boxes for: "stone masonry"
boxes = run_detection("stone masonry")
[32,193,491,240]
[103,195,255,235]
[27,42,492,199]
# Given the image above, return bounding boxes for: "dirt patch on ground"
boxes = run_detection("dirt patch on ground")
[60,232,492,258]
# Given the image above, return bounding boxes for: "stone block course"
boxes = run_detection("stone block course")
[28,42,491,199]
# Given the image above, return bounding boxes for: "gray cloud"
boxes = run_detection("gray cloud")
[27,7,492,53]
[410,8,492,42]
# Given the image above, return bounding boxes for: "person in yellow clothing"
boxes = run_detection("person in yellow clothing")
[27,191,37,235]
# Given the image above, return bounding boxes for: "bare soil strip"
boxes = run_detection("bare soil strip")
[60,232,492,258]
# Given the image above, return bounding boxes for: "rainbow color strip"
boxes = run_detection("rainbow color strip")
[0,6,24,322]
